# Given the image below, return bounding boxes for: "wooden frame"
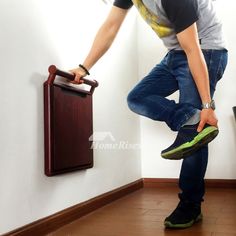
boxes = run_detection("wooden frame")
[44,65,98,176]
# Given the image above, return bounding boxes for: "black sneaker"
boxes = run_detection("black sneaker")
[161,123,219,160]
[164,201,202,229]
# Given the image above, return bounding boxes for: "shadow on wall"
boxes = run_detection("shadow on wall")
[233,107,236,121]
[232,107,236,144]
[29,73,46,179]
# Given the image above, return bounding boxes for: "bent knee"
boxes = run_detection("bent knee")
[127,90,141,111]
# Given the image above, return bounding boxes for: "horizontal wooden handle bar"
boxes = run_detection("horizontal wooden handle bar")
[48,65,99,95]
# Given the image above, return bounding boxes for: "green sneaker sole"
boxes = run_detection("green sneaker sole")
[164,213,203,229]
[161,126,219,160]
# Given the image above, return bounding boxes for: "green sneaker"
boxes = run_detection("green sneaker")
[161,123,219,160]
[164,201,202,229]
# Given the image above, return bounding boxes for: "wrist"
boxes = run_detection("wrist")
[77,67,87,77]
[79,64,90,76]
[202,100,216,110]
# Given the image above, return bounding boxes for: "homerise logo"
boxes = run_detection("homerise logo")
[89,132,140,150]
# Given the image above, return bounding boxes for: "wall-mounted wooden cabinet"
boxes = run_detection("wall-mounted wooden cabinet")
[44,65,98,176]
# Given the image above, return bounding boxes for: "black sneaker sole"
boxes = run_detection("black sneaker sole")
[161,126,219,160]
[164,213,203,229]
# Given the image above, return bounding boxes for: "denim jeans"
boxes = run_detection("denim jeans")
[127,49,228,203]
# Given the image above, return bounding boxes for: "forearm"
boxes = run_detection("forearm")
[81,6,129,71]
[82,22,120,70]
[177,23,212,104]
[186,48,211,104]
[70,7,128,83]
[176,24,217,130]
[185,48,218,131]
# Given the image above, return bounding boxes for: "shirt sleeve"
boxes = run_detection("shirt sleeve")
[162,0,199,34]
[113,0,133,9]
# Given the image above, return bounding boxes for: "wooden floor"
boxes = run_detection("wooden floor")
[47,187,236,236]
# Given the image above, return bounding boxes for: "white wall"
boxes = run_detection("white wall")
[0,0,141,234]
[1,0,236,234]
[138,1,236,179]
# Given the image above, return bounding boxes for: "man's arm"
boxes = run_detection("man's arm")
[70,6,129,83]
[176,23,218,132]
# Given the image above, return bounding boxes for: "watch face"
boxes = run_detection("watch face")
[202,100,216,110]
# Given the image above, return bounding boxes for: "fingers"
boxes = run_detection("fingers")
[68,80,83,84]
[69,79,84,84]
[75,75,84,84]
[197,109,219,132]
[68,69,84,84]
[197,120,205,132]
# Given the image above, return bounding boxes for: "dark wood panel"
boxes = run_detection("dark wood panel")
[53,85,93,171]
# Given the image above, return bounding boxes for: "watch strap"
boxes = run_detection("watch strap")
[202,100,216,110]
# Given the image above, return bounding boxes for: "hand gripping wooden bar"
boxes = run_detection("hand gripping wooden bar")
[47,65,98,95]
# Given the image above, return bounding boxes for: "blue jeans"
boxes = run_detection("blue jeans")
[127,49,228,203]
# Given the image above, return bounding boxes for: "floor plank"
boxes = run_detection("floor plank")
[47,187,236,236]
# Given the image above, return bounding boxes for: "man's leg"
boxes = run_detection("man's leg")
[164,49,228,228]
[179,146,208,202]
[160,50,223,160]
[127,54,197,132]
[177,49,228,203]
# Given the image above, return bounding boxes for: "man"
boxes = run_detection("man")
[70,0,228,229]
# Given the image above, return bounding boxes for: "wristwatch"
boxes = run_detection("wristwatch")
[202,100,216,110]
